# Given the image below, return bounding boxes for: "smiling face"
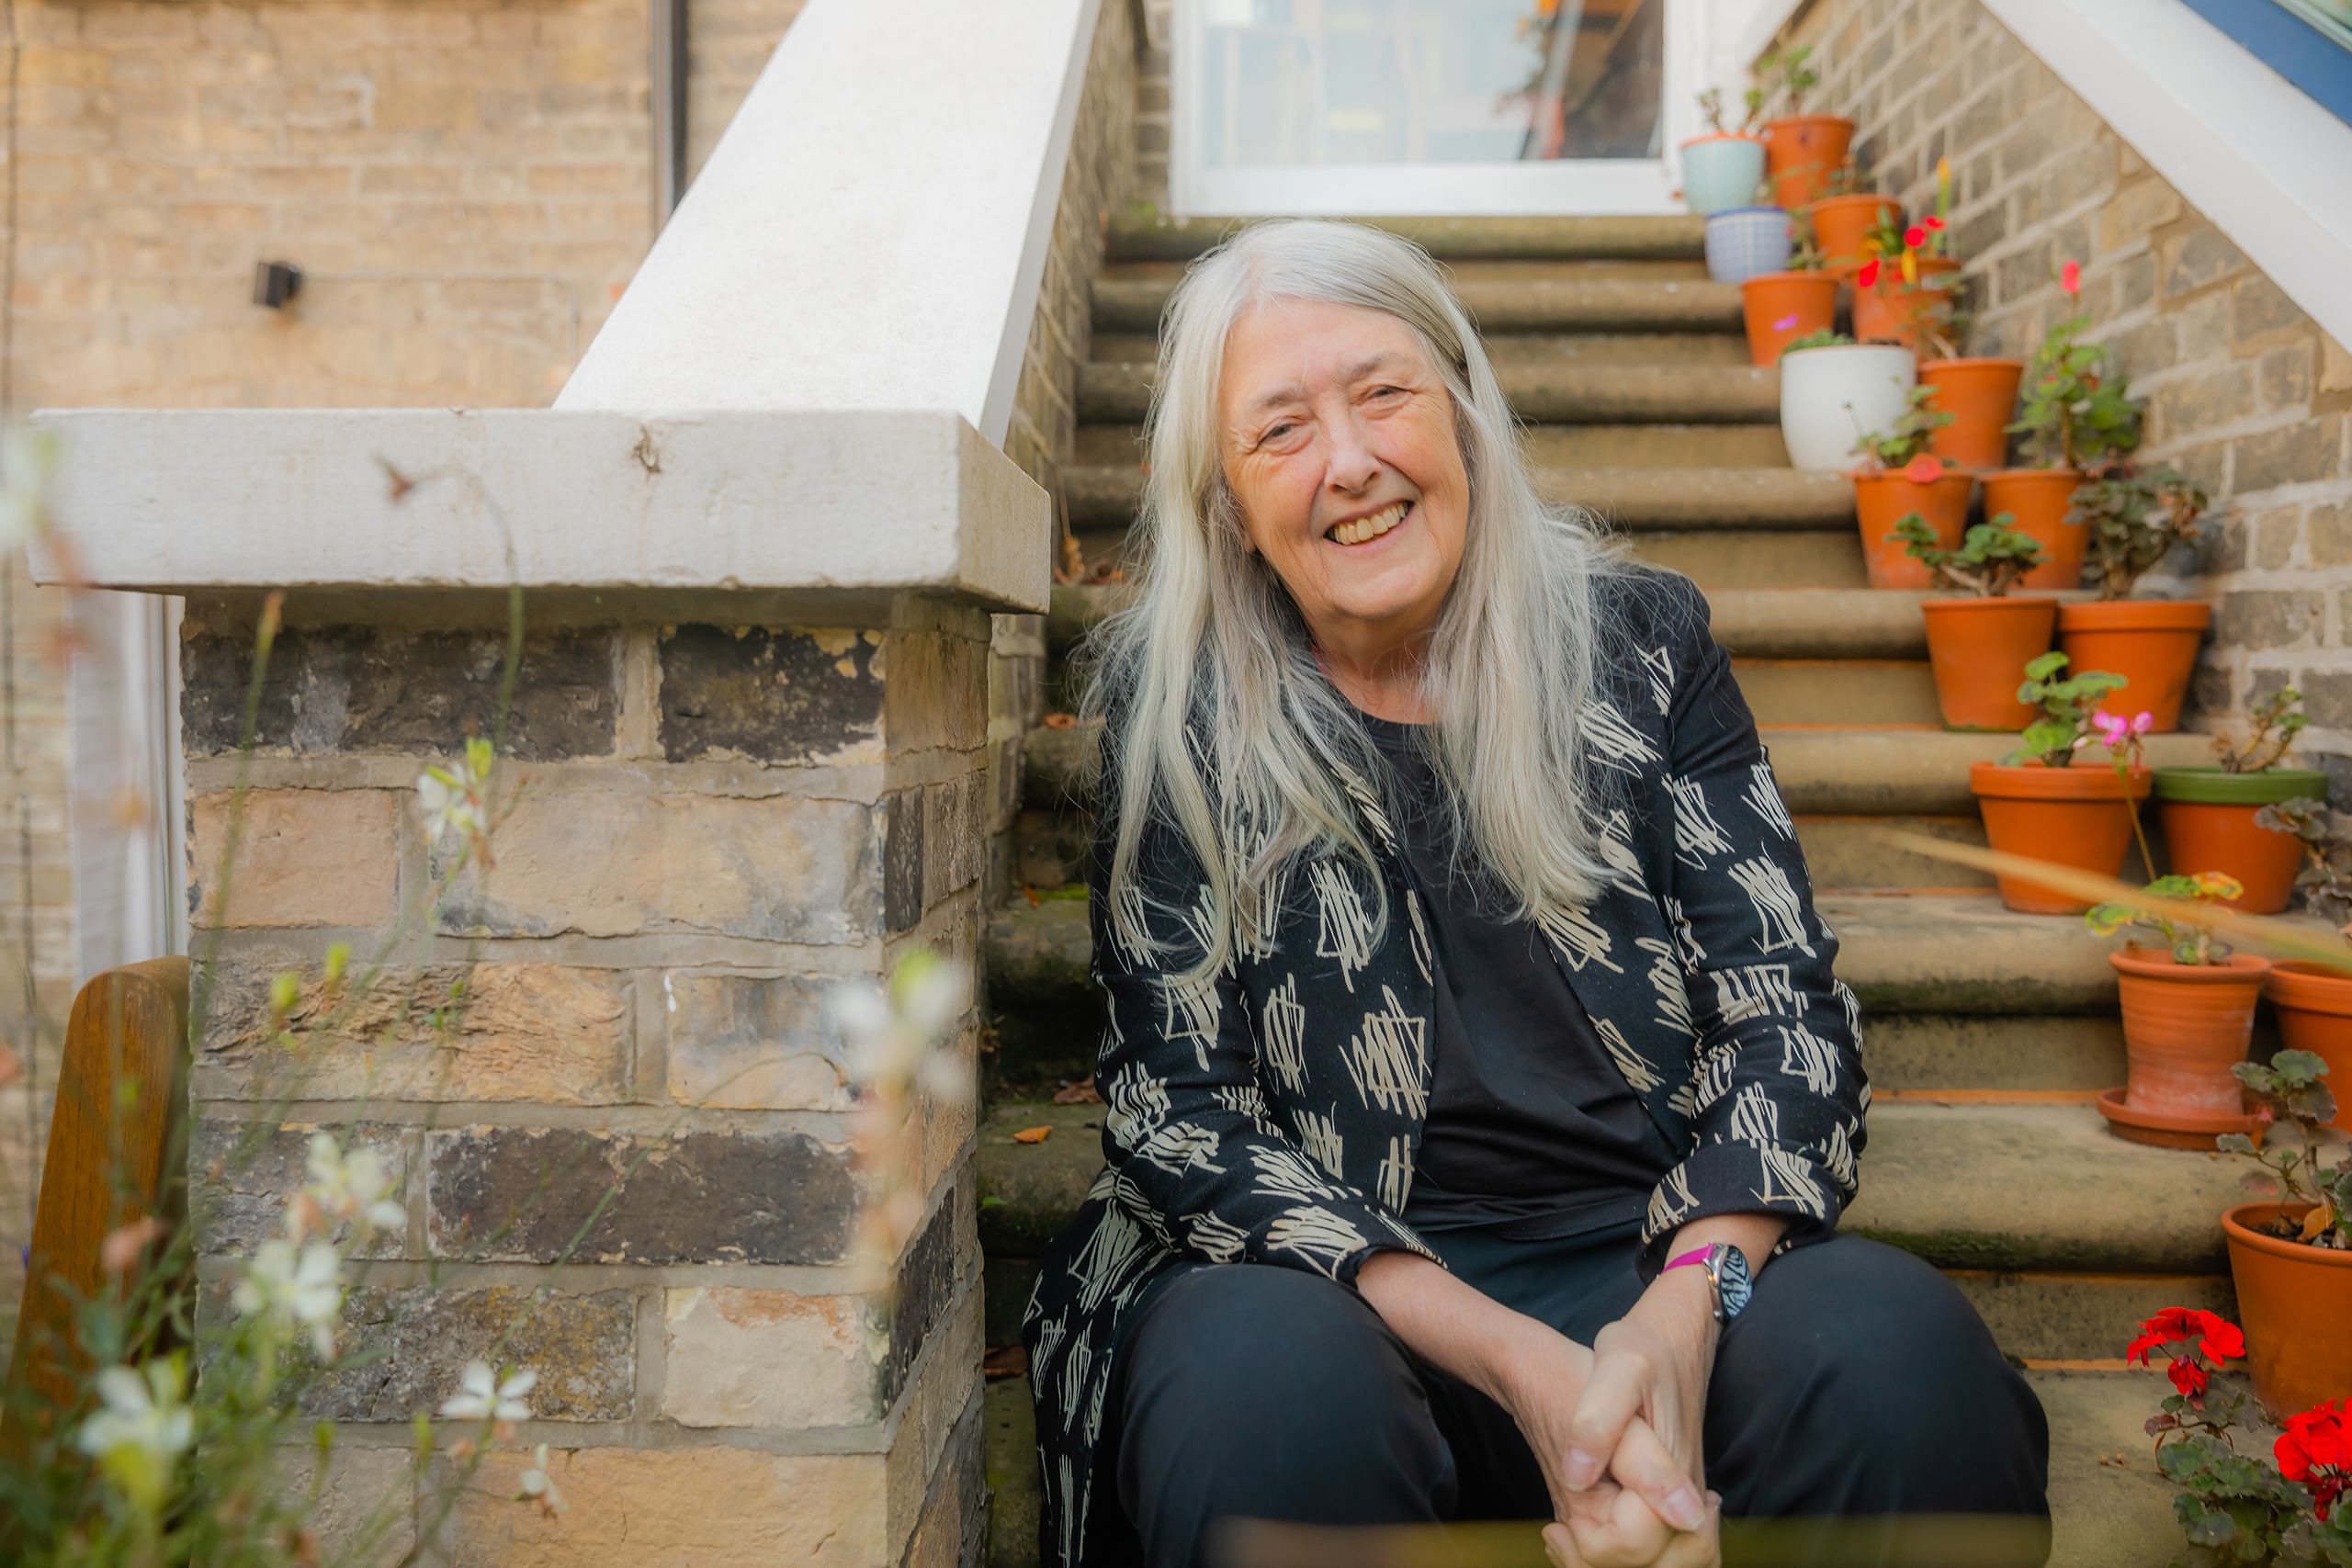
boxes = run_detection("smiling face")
[1216,297,1471,672]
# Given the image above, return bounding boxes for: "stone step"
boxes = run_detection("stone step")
[981,1367,2192,1568]
[1093,274,1741,335]
[1070,421,1792,470]
[1017,720,2217,817]
[1090,330,1751,367]
[1058,465,1854,539]
[1076,360,1779,426]
[984,892,2167,1021]
[1106,212,1708,263]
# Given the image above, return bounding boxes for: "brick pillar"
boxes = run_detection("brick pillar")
[181,594,991,1564]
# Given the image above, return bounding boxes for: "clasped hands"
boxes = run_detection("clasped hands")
[1495,1266,1724,1568]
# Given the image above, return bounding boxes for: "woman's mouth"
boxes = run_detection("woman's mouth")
[1326,500,1412,547]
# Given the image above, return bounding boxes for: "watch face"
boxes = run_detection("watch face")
[1716,1245,1754,1321]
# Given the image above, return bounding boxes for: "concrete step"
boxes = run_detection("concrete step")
[1058,465,1854,541]
[1106,212,1707,263]
[985,891,2167,1021]
[1733,658,1939,725]
[982,1366,2192,1568]
[1070,421,1792,470]
[1093,274,1740,336]
[1076,360,1779,426]
[1091,330,1752,367]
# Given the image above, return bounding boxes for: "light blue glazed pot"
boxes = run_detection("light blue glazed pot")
[1679,134,1767,216]
[1703,207,1793,285]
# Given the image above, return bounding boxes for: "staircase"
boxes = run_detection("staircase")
[976,215,2230,1567]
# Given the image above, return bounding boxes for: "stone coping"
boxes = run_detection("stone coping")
[28,408,1049,615]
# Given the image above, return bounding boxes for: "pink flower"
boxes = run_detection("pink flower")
[1903,455,1946,484]
[2092,710,2129,747]
[2060,259,2081,295]
[1773,312,1799,332]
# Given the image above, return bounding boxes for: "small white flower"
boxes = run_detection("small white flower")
[416,736,495,852]
[232,1238,345,1359]
[77,1359,193,1514]
[300,1132,405,1237]
[516,1441,565,1515]
[440,1359,537,1424]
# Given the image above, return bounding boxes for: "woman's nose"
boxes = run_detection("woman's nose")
[1323,410,1381,494]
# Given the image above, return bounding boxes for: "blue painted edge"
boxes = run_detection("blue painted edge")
[2178,0,2352,125]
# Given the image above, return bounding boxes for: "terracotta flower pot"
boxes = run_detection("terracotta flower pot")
[2263,963,2352,1126]
[2056,599,2212,733]
[2110,946,2271,1119]
[2223,1202,2352,1417]
[1853,468,1973,590]
[1849,256,1963,352]
[1921,596,2058,730]
[1680,132,1769,216]
[1762,115,1856,209]
[2155,768,2332,915]
[1966,758,2150,914]
[1981,468,2086,591]
[1738,271,1838,368]
[1804,193,1900,269]
[1920,357,2024,472]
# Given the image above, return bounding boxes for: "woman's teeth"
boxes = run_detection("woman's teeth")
[1329,500,1409,546]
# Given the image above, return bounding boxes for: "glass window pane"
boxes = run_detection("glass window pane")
[1197,0,1665,171]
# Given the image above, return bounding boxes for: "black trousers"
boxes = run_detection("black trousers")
[1092,1223,2052,1568]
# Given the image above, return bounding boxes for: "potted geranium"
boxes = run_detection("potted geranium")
[1737,212,1836,367]
[1806,188,1899,273]
[2254,798,2352,1114]
[2219,1052,2352,1416]
[1992,261,2141,590]
[1778,329,1917,472]
[1850,389,1967,589]
[2054,464,2213,733]
[2127,1303,2352,1559]
[1849,209,1961,353]
[2154,688,2327,914]
[1966,654,2146,914]
[1681,85,1768,216]
[1894,513,2054,728]
[1756,48,1853,210]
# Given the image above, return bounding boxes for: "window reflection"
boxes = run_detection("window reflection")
[1198,0,1665,169]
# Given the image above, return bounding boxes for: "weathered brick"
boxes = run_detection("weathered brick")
[884,790,925,935]
[265,1442,415,1567]
[2160,224,2247,299]
[2151,365,2255,443]
[433,1446,887,1566]
[2308,499,2352,567]
[2243,504,2302,572]
[301,1284,636,1422]
[183,626,619,761]
[2096,176,2180,255]
[657,624,885,765]
[2233,420,2342,495]
[189,789,400,929]
[200,958,632,1105]
[924,773,985,904]
[2303,672,2352,732]
[2261,343,2316,412]
[192,1116,413,1259]
[660,1286,884,1427]
[430,790,879,943]
[2232,273,2309,348]
[882,628,989,752]
[425,1124,857,1264]
[664,971,853,1111]
[2214,591,2325,651]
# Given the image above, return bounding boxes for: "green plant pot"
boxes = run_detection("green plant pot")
[2149,767,2328,805]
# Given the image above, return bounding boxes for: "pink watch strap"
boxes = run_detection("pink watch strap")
[1663,1245,1713,1272]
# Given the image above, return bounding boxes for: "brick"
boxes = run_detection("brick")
[2214,590,2325,651]
[302,1284,636,1422]
[2096,176,2181,254]
[200,959,632,1105]
[664,971,854,1111]
[2261,343,2316,412]
[433,1446,886,1567]
[885,791,925,935]
[2304,672,2352,732]
[430,791,879,943]
[2324,336,2352,395]
[2308,500,2352,567]
[2233,273,2309,348]
[189,789,400,929]
[924,773,986,904]
[2242,504,2303,572]
[2151,365,2255,443]
[658,624,884,764]
[2160,224,2247,299]
[265,1442,415,1567]
[882,627,989,753]
[660,1286,885,1427]
[182,626,619,761]
[192,1117,413,1259]
[425,1124,857,1265]
[2232,420,2342,494]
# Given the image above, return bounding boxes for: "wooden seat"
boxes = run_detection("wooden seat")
[2,956,190,1460]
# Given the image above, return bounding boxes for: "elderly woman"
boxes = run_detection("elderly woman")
[1021,219,2050,1568]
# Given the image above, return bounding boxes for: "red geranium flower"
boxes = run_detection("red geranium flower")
[2126,1307,2244,1366]
[1856,258,1881,289]
[2278,1399,2352,1518]
[2166,1358,2209,1398]
[2060,259,2081,295]
[1923,215,1946,231]
[1903,455,1945,484]
[1903,224,1928,249]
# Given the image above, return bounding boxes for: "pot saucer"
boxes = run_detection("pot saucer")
[2095,1086,2267,1151]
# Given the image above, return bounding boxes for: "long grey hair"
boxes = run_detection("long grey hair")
[1080,217,1641,986]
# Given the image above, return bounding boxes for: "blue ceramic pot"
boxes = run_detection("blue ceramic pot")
[1703,206,1794,285]
[1680,135,1767,216]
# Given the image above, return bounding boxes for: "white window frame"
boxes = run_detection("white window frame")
[1169,0,1706,216]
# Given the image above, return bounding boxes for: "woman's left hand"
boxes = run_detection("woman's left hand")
[1563,1266,1721,1504]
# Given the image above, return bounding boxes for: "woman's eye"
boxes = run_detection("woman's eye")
[1371,385,1405,399]
[1262,422,1296,442]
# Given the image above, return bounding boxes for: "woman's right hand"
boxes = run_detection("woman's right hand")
[1491,1319,1722,1568]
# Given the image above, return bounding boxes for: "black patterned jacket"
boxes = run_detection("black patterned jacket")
[1019,568,1869,1568]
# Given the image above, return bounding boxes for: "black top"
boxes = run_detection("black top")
[1358,713,1679,1241]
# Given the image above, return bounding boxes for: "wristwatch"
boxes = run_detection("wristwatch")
[1662,1242,1753,1324]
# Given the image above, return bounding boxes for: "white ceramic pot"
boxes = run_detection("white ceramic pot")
[1778,344,1918,472]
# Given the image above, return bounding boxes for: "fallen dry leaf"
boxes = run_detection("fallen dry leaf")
[983,1345,1029,1382]
[2302,1204,2337,1243]
[1021,885,1044,907]
[1043,712,1079,730]
[1051,1080,1102,1105]
[1012,1125,1053,1145]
